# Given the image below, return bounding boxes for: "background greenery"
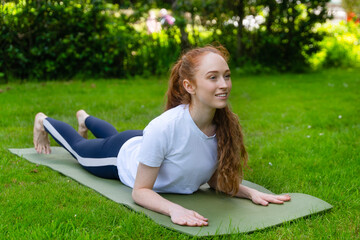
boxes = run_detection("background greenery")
[307,20,360,69]
[1,0,359,81]
[1,68,359,239]
[1,0,359,238]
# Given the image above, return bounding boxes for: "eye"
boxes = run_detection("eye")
[224,74,231,79]
[209,75,217,80]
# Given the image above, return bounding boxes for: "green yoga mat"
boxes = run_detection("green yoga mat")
[9,147,332,236]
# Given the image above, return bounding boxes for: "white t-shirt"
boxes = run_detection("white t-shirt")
[117,104,218,194]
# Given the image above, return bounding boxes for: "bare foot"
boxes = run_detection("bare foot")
[76,110,89,138]
[33,112,51,154]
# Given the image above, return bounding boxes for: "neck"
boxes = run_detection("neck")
[189,103,216,136]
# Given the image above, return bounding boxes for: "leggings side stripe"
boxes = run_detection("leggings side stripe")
[43,119,117,167]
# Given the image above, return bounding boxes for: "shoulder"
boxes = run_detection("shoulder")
[158,104,188,121]
[137,105,188,166]
[145,104,188,132]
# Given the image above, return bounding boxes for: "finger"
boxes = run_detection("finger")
[186,215,208,226]
[193,212,208,221]
[173,216,206,227]
[280,194,291,201]
[275,195,291,201]
[258,199,269,206]
[187,215,208,224]
[268,198,284,204]
[264,195,285,204]
[186,219,208,227]
[269,194,291,202]
[178,218,196,227]
[195,221,208,226]
[186,220,200,227]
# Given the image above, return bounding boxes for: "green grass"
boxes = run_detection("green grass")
[0,68,359,239]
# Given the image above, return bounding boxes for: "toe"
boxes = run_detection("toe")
[46,145,51,154]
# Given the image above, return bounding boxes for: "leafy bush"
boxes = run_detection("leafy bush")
[4,1,356,81]
[0,0,181,81]
[166,1,330,72]
[306,21,360,70]
[1,0,111,80]
[122,29,181,77]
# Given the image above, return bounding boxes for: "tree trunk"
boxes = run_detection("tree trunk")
[266,0,276,34]
[236,0,245,62]
[171,0,191,50]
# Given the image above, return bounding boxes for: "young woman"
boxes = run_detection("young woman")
[33,45,291,227]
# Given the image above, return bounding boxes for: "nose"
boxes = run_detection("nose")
[219,76,229,89]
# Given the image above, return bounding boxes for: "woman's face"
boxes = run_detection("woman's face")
[188,52,232,111]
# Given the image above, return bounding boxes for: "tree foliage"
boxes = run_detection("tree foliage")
[342,0,360,16]
[1,0,122,79]
[0,0,333,80]
[0,0,180,80]
[152,0,330,71]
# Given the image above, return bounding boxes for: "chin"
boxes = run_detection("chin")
[215,103,228,109]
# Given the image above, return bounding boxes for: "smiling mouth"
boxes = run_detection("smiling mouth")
[215,93,228,97]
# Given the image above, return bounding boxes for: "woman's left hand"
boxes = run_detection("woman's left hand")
[214,180,292,206]
[250,190,291,206]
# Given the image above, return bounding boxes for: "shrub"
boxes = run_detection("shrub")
[306,21,360,70]
[0,1,181,80]
[1,0,112,80]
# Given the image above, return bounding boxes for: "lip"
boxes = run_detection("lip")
[215,93,229,99]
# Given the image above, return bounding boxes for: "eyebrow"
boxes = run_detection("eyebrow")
[206,69,231,74]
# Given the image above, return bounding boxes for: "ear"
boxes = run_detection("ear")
[183,79,196,95]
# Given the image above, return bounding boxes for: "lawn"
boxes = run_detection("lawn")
[0,68,359,239]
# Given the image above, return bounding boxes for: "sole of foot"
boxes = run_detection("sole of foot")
[33,112,51,154]
[76,110,89,139]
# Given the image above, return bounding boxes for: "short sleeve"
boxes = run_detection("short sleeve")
[137,119,169,167]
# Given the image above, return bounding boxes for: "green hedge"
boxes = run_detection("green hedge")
[0,0,181,80]
[1,1,359,81]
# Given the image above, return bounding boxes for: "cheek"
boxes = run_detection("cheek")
[228,81,232,91]
[198,81,216,93]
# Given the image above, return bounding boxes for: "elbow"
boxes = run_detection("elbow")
[132,187,145,204]
[132,187,154,205]
[132,188,139,203]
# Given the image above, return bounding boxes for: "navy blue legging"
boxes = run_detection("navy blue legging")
[43,116,143,179]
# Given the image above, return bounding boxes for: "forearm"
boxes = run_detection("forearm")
[132,163,208,226]
[132,188,182,216]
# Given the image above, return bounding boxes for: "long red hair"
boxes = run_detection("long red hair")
[165,45,248,195]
